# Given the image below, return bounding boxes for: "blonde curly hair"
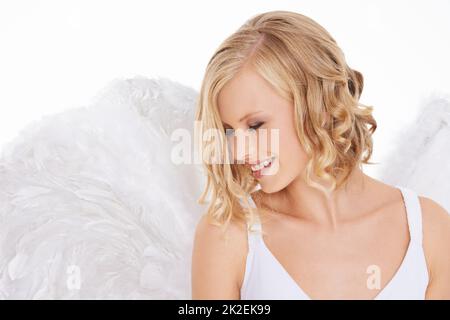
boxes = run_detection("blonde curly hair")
[194,10,377,236]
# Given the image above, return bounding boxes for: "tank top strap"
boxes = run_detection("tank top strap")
[396,185,423,245]
[240,194,263,251]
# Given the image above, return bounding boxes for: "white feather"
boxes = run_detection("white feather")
[1,75,448,300]
[378,93,450,213]
[0,76,205,299]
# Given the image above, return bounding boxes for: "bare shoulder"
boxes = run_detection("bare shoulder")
[191,213,248,299]
[418,195,450,299]
[420,195,450,253]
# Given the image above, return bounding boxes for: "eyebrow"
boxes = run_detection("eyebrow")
[222,110,263,126]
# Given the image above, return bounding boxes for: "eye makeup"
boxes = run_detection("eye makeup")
[223,121,265,136]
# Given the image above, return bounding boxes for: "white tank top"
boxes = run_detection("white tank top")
[240,185,429,300]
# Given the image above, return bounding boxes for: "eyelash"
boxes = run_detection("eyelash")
[249,122,264,131]
[224,122,264,136]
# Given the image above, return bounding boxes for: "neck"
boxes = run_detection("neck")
[264,166,372,229]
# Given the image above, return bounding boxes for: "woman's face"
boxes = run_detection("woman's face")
[217,65,309,193]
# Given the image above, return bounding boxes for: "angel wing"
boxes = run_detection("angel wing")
[0,76,205,299]
[377,94,450,213]
[1,75,448,300]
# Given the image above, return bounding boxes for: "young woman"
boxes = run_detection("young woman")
[191,10,450,299]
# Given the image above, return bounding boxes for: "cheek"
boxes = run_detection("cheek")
[278,124,308,174]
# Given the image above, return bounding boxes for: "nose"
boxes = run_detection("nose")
[241,154,256,165]
[229,131,259,165]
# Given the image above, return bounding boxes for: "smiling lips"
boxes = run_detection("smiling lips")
[248,156,276,179]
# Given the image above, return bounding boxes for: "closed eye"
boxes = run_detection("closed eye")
[249,122,264,131]
[224,122,264,136]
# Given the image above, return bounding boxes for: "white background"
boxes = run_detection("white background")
[1,0,449,178]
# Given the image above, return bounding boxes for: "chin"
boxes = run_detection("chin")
[259,184,278,194]
[258,175,284,193]
[255,162,282,193]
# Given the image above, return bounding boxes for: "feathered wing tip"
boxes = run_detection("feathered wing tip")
[378,93,450,213]
[0,76,206,299]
